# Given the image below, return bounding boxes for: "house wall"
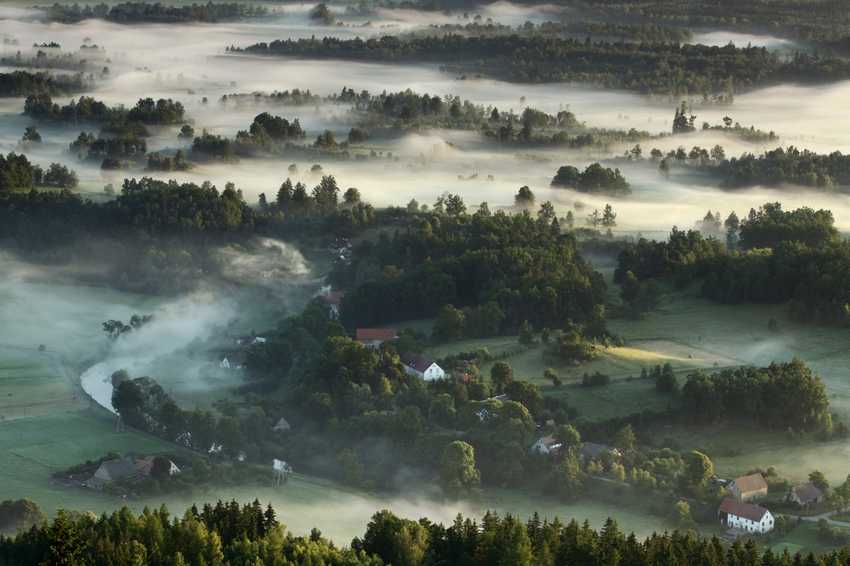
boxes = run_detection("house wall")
[725,512,773,533]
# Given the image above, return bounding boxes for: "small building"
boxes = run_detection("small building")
[356,328,396,348]
[273,417,291,432]
[580,442,621,461]
[531,435,561,454]
[230,333,265,347]
[327,238,353,254]
[400,351,444,381]
[329,291,344,316]
[727,473,769,502]
[84,457,140,489]
[221,353,248,369]
[718,498,774,533]
[788,482,824,506]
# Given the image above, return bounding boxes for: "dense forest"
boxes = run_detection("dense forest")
[3,500,850,566]
[235,35,850,95]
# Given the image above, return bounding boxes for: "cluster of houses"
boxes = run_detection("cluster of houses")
[83,452,180,490]
[326,238,354,259]
[353,327,447,381]
[717,473,824,535]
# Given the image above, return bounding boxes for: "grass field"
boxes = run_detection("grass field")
[0,347,86,421]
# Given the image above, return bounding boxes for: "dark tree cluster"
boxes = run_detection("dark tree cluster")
[721,146,850,190]
[0,70,87,97]
[614,227,724,283]
[0,152,35,192]
[551,162,631,196]
[681,358,831,430]
[334,208,606,331]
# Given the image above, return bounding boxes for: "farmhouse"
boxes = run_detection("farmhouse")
[580,442,621,461]
[356,328,396,348]
[273,417,291,432]
[531,436,561,454]
[230,333,266,347]
[400,351,444,381]
[718,498,774,533]
[220,353,248,369]
[788,482,824,506]
[727,473,769,502]
[84,457,140,489]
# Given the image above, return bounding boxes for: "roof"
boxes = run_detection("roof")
[94,457,140,482]
[719,498,769,522]
[730,473,769,493]
[400,351,439,373]
[356,328,396,341]
[792,482,823,503]
[329,291,344,309]
[580,442,620,460]
[273,417,290,431]
[133,454,155,474]
[224,353,248,366]
[536,435,559,448]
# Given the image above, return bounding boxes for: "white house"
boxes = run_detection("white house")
[400,351,444,381]
[718,498,774,533]
[531,435,561,454]
[255,263,275,278]
[273,417,291,432]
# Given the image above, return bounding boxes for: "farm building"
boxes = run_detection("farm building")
[221,353,247,369]
[327,238,353,254]
[400,351,444,381]
[788,482,823,506]
[718,498,774,533]
[356,328,396,348]
[273,417,291,432]
[84,457,140,489]
[531,436,561,454]
[727,473,769,502]
[230,333,266,347]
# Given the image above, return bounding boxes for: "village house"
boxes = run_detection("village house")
[220,352,248,369]
[718,498,774,533]
[531,436,561,454]
[400,351,444,381]
[273,417,291,432]
[356,328,396,348]
[788,482,824,507]
[580,442,621,461]
[727,473,769,502]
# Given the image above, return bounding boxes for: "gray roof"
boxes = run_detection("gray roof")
[400,351,439,373]
[92,456,140,482]
[792,482,823,504]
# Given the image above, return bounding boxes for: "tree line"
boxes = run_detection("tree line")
[40,1,268,24]
[234,34,850,96]
[6,499,850,566]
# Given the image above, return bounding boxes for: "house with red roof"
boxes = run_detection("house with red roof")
[718,498,774,533]
[356,328,395,348]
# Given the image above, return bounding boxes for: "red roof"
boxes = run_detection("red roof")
[356,329,396,341]
[718,498,769,522]
[329,291,344,305]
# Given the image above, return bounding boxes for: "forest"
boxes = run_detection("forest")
[40,2,269,24]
